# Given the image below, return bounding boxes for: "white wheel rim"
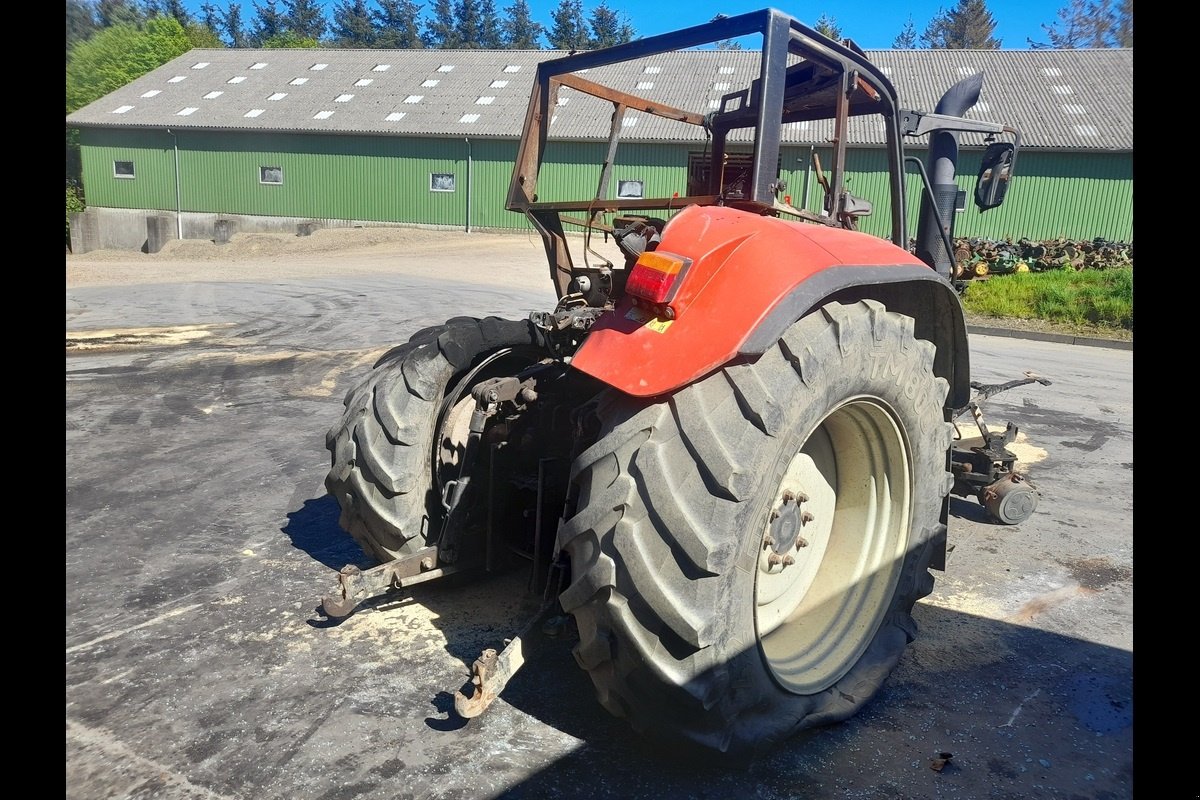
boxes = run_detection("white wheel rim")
[755,398,912,694]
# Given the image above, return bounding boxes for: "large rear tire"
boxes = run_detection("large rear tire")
[557,300,953,760]
[325,317,546,563]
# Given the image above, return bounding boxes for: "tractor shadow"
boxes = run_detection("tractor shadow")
[950,495,998,523]
[280,494,373,571]
[278,492,1132,798]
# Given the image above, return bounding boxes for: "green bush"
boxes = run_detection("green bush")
[66,183,86,248]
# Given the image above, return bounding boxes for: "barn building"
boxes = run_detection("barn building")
[65,45,1133,252]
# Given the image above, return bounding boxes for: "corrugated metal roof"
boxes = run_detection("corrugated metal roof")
[65,47,1132,150]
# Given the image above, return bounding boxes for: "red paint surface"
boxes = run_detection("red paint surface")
[571,205,926,397]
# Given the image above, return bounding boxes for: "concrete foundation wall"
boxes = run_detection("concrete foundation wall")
[72,207,484,253]
[69,211,102,254]
[146,214,178,253]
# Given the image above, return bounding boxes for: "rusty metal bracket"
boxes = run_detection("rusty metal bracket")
[320,546,474,619]
[453,599,558,719]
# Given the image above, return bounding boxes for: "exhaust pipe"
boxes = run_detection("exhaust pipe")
[915,73,983,279]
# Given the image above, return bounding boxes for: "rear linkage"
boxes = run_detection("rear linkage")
[319,302,603,715]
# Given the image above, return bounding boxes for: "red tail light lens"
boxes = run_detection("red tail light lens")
[625,251,692,306]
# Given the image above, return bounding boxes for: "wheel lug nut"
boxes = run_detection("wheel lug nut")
[795,537,808,549]
[801,511,814,524]
[767,552,796,570]
[781,490,795,503]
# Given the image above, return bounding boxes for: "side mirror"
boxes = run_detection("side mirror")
[975,141,1015,211]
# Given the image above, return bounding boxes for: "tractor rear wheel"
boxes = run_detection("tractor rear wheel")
[557,300,953,761]
[325,317,546,563]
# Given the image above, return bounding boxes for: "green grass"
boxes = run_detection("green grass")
[960,267,1133,332]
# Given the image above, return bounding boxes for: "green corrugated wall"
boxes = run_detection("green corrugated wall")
[79,128,1132,242]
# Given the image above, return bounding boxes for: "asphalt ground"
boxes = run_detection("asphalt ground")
[66,261,1133,799]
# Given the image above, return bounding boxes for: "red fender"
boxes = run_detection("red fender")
[570,204,929,397]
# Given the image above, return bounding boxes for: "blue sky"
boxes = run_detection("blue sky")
[179,1,1073,49]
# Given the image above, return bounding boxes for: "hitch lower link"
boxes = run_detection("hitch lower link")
[453,599,560,718]
[454,556,571,719]
[319,546,470,619]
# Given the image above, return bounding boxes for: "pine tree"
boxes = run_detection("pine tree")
[374,0,425,47]
[283,0,327,41]
[814,13,841,41]
[250,0,287,44]
[1031,0,1131,48]
[893,16,918,48]
[331,0,375,46]
[922,0,1000,49]
[588,1,633,48]
[97,0,142,26]
[135,0,193,27]
[262,30,319,46]
[222,2,248,46]
[159,0,192,26]
[477,0,504,48]
[67,0,99,51]
[548,0,586,51]
[199,2,221,31]
[501,0,544,48]
[1113,0,1132,46]
[424,0,460,47]
[452,0,483,47]
[921,7,949,47]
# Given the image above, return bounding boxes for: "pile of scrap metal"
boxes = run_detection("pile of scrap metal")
[949,237,1132,279]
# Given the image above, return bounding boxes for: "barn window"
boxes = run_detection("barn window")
[617,180,643,198]
[114,161,135,179]
[260,166,283,185]
[430,173,455,192]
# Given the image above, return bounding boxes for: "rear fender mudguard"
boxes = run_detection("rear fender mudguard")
[571,205,970,407]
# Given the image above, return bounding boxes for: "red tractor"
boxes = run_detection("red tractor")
[322,9,1031,761]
